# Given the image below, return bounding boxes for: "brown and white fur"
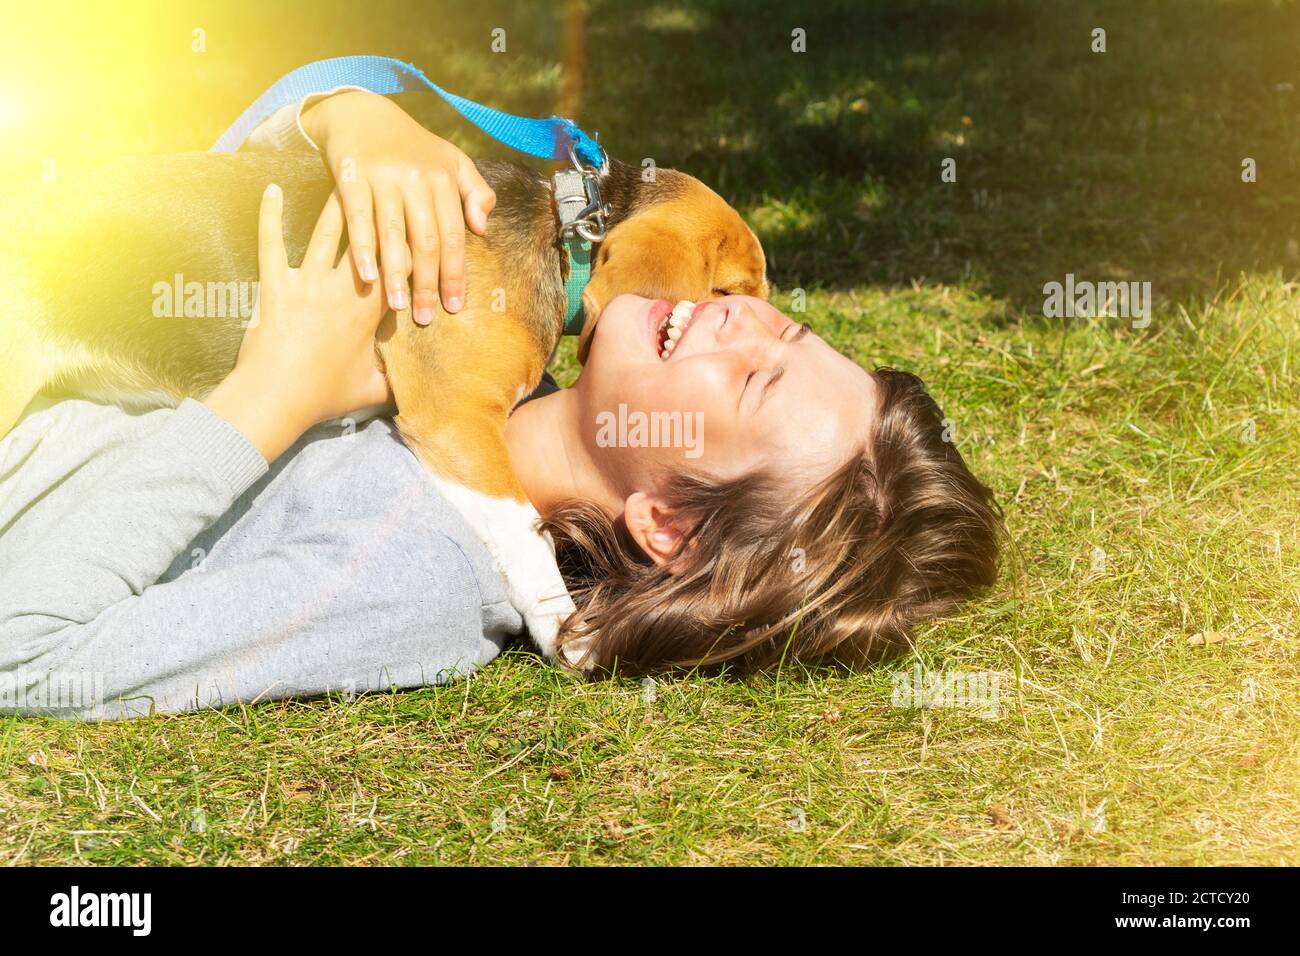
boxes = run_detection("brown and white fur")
[0,144,767,663]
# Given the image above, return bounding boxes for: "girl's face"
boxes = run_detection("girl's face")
[574,294,877,496]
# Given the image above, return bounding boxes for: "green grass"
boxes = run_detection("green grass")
[2,0,1298,864]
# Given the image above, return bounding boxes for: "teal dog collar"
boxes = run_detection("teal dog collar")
[553,158,609,336]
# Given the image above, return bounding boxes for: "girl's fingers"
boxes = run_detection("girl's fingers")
[257,184,287,281]
[430,173,468,312]
[374,188,410,313]
[456,153,496,236]
[402,181,440,325]
[337,179,379,283]
[303,193,345,273]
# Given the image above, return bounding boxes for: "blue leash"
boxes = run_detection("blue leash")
[211,54,605,168]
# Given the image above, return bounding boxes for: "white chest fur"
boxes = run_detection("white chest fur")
[428,476,582,668]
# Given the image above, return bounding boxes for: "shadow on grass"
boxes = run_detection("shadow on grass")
[571,0,1300,316]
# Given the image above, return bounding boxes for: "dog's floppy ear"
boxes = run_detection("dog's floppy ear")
[577,209,714,364]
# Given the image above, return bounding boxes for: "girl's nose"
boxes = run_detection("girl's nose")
[715,299,779,351]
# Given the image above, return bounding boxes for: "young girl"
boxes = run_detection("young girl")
[0,92,1002,718]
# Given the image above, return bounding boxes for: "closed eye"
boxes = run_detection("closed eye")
[741,324,808,408]
[738,369,757,409]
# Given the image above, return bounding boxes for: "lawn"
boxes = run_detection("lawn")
[0,0,1297,865]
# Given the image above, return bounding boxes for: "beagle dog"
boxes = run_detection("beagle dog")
[0,146,768,663]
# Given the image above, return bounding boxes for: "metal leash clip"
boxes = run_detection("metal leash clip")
[553,142,610,243]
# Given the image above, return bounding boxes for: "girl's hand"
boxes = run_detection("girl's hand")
[204,184,390,463]
[302,90,496,325]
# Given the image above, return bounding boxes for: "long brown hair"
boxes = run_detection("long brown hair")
[542,368,1004,675]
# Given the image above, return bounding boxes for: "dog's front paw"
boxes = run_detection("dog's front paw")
[558,632,597,672]
[523,592,577,661]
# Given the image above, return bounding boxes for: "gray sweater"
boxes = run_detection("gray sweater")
[0,398,521,719]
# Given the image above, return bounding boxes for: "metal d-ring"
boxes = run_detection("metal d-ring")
[575,218,606,243]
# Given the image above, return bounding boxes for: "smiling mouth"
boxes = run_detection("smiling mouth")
[656,300,699,360]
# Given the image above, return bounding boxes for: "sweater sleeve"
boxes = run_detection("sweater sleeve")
[0,401,496,719]
[243,86,368,152]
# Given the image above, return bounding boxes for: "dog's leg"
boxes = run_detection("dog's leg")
[430,462,574,658]
[381,309,576,661]
[399,405,576,660]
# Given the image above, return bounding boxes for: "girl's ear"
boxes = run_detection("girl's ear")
[623,491,690,571]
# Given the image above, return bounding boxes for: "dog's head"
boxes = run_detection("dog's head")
[576,167,768,363]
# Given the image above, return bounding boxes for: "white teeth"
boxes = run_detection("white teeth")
[658,301,695,360]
